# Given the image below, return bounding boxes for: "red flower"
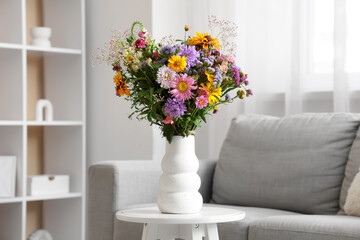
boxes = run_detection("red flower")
[153,52,160,59]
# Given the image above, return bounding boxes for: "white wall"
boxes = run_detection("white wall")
[86,0,153,165]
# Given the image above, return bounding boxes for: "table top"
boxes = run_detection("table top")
[116,204,245,224]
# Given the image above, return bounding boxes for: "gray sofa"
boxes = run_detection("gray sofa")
[88,113,360,240]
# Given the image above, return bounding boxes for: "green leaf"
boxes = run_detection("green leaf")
[162,124,175,143]
[200,111,207,123]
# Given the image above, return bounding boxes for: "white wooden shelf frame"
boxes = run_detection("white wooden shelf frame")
[0,0,86,239]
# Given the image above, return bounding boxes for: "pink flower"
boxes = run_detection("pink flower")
[134,38,148,49]
[195,95,209,109]
[226,55,235,64]
[198,88,209,98]
[138,31,146,38]
[162,114,174,124]
[169,74,197,101]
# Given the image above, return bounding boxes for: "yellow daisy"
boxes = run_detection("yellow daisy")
[200,82,222,105]
[168,55,187,72]
[187,32,221,50]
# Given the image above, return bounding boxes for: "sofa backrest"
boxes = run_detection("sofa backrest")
[212,113,360,214]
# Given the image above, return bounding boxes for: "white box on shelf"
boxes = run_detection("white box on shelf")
[0,156,16,197]
[27,174,69,196]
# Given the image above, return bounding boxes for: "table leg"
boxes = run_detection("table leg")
[142,223,158,240]
[204,223,219,240]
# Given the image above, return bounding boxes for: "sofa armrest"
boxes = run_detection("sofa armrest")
[87,160,161,240]
[87,159,217,240]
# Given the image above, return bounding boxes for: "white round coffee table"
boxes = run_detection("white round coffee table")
[116,204,245,240]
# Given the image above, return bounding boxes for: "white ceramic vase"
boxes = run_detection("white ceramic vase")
[157,135,203,214]
[30,27,52,48]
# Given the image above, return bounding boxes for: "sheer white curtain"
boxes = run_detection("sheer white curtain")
[151,0,360,159]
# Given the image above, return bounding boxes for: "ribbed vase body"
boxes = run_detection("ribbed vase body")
[157,136,203,214]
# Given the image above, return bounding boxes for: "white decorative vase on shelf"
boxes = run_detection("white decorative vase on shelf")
[157,135,203,214]
[30,27,52,48]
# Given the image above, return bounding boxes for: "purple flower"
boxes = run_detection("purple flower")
[178,45,200,70]
[245,80,249,86]
[160,46,175,55]
[241,75,248,83]
[160,45,180,55]
[141,60,147,68]
[203,58,213,67]
[226,94,232,102]
[159,58,168,64]
[164,98,187,118]
[159,58,168,63]
[230,65,241,86]
[207,67,215,74]
[214,67,223,83]
[247,89,253,97]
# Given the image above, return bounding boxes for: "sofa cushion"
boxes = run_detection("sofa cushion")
[212,113,360,214]
[339,126,360,214]
[344,171,360,216]
[216,205,300,240]
[249,215,360,240]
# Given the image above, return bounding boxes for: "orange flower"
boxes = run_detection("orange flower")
[187,32,221,50]
[113,71,130,96]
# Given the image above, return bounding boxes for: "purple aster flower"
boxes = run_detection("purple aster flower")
[164,98,187,118]
[207,67,215,74]
[245,80,249,86]
[160,45,176,55]
[159,58,168,64]
[141,60,147,69]
[178,45,200,70]
[226,94,232,101]
[247,89,253,97]
[214,67,223,84]
[203,58,213,67]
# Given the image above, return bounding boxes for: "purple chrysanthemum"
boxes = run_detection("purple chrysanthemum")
[178,45,200,70]
[164,98,187,118]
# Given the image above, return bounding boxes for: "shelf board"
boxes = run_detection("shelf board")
[26,45,82,55]
[0,121,23,126]
[27,121,82,126]
[0,42,22,50]
[26,192,82,202]
[0,197,23,204]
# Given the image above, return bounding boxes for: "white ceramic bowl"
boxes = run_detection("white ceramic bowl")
[30,27,52,39]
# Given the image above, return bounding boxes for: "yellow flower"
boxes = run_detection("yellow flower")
[205,71,215,83]
[187,32,221,50]
[200,82,222,105]
[168,55,187,72]
[113,72,130,97]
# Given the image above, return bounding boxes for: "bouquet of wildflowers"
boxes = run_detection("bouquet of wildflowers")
[92,16,252,142]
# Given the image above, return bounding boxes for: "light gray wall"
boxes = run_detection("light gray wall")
[86,0,153,165]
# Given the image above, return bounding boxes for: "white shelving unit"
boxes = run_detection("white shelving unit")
[0,0,86,239]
